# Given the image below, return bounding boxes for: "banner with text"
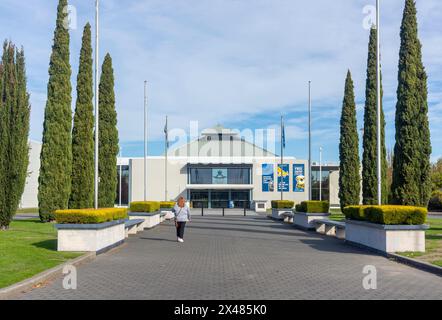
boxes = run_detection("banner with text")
[277,164,290,192]
[293,164,305,192]
[262,164,275,192]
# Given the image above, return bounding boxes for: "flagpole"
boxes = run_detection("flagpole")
[376,0,382,206]
[280,115,284,201]
[144,81,147,201]
[319,146,323,201]
[94,0,100,209]
[308,81,312,201]
[165,116,168,201]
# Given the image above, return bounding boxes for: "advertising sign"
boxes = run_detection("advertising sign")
[293,164,305,192]
[277,164,290,192]
[262,164,274,192]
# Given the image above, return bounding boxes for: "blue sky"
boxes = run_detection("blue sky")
[0,0,441,163]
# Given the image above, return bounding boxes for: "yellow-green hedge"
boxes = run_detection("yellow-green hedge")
[295,201,329,213]
[160,201,176,209]
[271,200,295,209]
[130,201,160,213]
[343,205,427,225]
[55,208,128,224]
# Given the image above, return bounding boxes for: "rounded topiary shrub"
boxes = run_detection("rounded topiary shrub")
[295,201,329,213]
[130,201,160,213]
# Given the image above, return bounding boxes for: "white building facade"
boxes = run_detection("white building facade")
[121,127,323,209]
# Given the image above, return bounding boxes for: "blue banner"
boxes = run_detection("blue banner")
[277,164,290,192]
[293,164,305,192]
[262,164,274,192]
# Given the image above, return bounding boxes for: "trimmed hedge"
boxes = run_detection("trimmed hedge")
[295,201,330,213]
[343,205,427,225]
[55,208,128,224]
[343,205,370,221]
[130,201,160,213]
[160,201,176,209]
[271,200,294,209]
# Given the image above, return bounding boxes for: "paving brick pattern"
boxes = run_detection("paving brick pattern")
[21,215,442,300]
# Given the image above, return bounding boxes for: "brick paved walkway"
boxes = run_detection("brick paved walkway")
[21,215,442,300]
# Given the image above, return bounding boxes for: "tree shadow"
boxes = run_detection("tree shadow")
[32,239,57,251]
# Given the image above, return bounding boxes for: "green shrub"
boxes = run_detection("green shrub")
[130,201,160,213]
[55,208,128,224]
[364,205,427,225]
[343,205,370,220]
[295,201,329,213]
[160,201,176,209]
[271,200,294,209]
[428,191,442,211]
[344,205,427,225]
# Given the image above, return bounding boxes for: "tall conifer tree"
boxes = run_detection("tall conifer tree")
[98,54,119,208]
[362,27,388,205]
[70,23,94,209]
[392,0,432,206]
[0,42,30,229]
[39,0,72,221]
[339,71,361,208]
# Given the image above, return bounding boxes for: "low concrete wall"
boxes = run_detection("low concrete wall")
[271,208,293,220]
[293,212,330,230]
[56,220,126,252]
[345,220,429,253]
[129,212,161,230]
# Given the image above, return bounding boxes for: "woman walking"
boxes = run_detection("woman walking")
[173,196,191,243]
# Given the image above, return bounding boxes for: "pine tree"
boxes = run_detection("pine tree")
[69,23,94,209]
[362,27,388,205]
[38,0,73,221]
[0,42,30,229]
[339,70,361,209]
[391,0,432,206]
[98,54,119,208]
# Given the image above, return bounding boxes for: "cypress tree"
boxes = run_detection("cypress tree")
[69,23,94,209]
[339,70,361,209]
[391,0,432,206]
[362,27,388,205]
[38,0,73,221]
[0,42,30,229]
[98,54,119,208]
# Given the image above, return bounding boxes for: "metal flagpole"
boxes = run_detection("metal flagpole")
[165,116,168,201]
[280,115,284,201]
[319,147,322,201]
[94,0,100,209]
[119,147,122,207]
[144,81,148,201]
[308,81,312,201]
[376,0,382,205]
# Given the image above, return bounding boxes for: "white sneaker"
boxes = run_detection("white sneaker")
[177,238,184,243]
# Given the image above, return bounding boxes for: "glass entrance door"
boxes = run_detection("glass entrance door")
[231,190,250,209]
[190,191,209,208]
[211,191,229,208]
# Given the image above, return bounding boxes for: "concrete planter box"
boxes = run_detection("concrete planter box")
[345,220,429,253]
[160,209,174,220]
[255,200,268,213]
[56,220,126,253]
[293,212,330,230]
[272,208,293,220]
[129,212,161,230]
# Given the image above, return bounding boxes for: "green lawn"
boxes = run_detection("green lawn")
[398,219,442,267]
[0,219,83,289]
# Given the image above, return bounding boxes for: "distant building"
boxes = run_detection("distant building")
[19,140,41,209]
[117,126,341,208]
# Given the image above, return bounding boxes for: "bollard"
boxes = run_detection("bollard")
[201,206,204,216]
[222,207,225,217]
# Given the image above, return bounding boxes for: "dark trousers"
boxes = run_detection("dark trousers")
[176,222,186,239]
